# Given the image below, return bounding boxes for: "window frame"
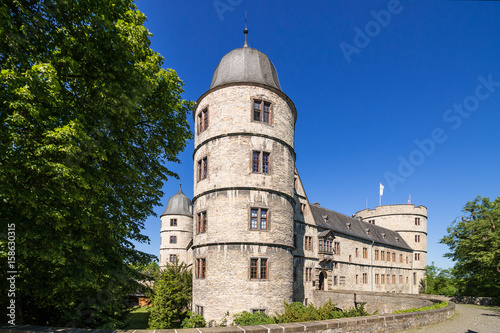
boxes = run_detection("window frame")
[170,235,177,244]
[195,258,206,279]
[197,156,208,181]
[169,254,177,262]
[251,150,271,174]
[250,257,269,280]
[197,211,207,234]
[198,107,209,133]
[252,99,272,124]
[363,247,368,259]
[170,218,177,227]
[250,207,269,231]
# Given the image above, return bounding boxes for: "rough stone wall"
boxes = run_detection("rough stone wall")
[160,214,193,267]
[192,244,293,323]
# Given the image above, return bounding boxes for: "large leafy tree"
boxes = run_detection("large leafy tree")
[0,0,192,327]
[440,196,500,297]
[421,263,457,296]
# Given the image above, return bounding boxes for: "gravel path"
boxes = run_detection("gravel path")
[396,304,500,333]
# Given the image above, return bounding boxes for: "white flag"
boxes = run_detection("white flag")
[379,183,384,196]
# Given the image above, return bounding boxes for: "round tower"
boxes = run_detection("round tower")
[160,187,193,267]
[353,204,427,292]
[192,32,297,321]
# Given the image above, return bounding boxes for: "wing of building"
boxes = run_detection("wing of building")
[159,30,427,323]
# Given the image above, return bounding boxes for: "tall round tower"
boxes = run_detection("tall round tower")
[354,204,427,292]
[160,187,193,267]
[192,32,297,322]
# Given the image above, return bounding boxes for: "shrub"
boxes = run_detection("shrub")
[181,311,206,328]
[233,311,275,326]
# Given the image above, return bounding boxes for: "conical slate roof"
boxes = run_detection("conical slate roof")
[210,46,281,91]
[161,188,192,217]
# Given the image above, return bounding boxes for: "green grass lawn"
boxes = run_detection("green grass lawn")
[124,306,150,329]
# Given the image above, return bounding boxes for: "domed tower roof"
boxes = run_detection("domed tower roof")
[210,28,281,91]
[161,187,192,217]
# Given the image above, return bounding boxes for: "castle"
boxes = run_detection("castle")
[159,30,427,322]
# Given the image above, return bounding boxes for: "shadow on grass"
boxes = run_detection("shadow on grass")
[124,307,150,329]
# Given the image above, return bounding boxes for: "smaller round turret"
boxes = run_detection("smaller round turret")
[160,187,193,267]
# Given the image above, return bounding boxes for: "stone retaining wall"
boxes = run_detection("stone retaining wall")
[0,300,455,333]
[312,290,437,314]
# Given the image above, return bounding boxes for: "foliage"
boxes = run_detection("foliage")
[181,311,206,328]
[421,263,458,296]
[148,261,192,329]
[233,311,275,326]
[440,196,500,297]
[273,300,370,324]
[393,301,448,313]
[0,0,192,328]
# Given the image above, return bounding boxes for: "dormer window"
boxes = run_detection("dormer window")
[322,215,329,223]
[381,232,386,239]
[346,222,351,230]
[365,228,370,235]
[318,230,334,254]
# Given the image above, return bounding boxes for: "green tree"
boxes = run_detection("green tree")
[148,261,192,329]
[440,196,500,297]
[0,0,192,328]
[422,263,457,296]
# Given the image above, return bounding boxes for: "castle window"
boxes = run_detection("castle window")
[355,248,359,257]
[381,251,385,261]
[334,276,338,286]
[406,276,409,284]
[304,236,313,251]
[340,276,346,285]
[406,256,409,264]
[415,217,421,226]
[198,107,209,133]
[334,242,340,255]
[399,275,403,284]
[170,235,177,244]
[169,254,177,262]
[305,267,313,281]
[250,258,268,280]
[375,274,380,284]
[197,156,208,181]
[253,99,271,123]
[252,151,270,174]
[355,275,359,284]
[197,211,207,234]
[375,250,379,260]
[400,254,403,263]
[363,273,368,284]
[349,255,352,262]
[319,239,332,253]
[170,218,177,226]
[363,247,368,259]
[386,251,390,262]
[392,275,396,284]
[250,208,268,230]
[252,309,266,314]
[381,274,385,284]
[415,234,421,242]
[415,253,420,261]
[392,253,396,262]
[195,258,206,279]
[195,305,204,316]
[413,272,417,285]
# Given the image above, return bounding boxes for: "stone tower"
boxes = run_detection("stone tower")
[192,31,297,322]
[160,187,193,267]
[353,204,427,292]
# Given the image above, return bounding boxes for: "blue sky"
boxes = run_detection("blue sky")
[133,0,500,270]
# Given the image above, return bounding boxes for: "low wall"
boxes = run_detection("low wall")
[312,290,437,314]
[0,300,455,333]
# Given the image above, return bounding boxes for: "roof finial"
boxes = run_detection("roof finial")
[243,12,248,47]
